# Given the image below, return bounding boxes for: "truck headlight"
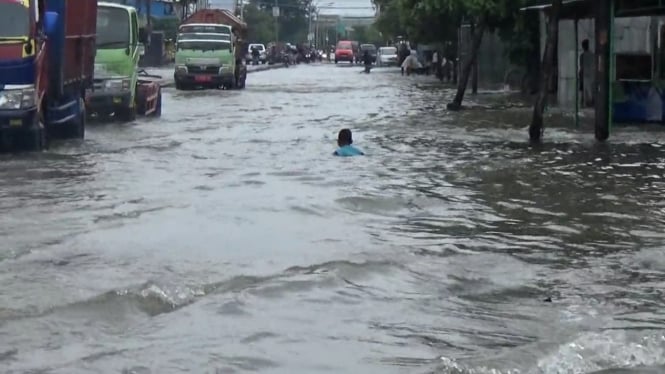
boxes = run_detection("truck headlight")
[103,79,130,91]
[218,66,232,74]
[175,65,187,73]
[0,87,35,109]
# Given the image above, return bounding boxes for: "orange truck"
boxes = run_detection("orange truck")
[174,9,248,89]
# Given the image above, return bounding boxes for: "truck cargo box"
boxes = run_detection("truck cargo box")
[182,9,247,34]
[46,0,97,96]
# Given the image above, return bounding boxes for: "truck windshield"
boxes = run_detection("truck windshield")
[177,40,231,52]
[177,33,230,42]
[96,7,130,48]
[0,2,29,38]
[180,25,231,35]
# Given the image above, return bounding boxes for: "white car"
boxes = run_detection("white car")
[247,43,267,64]
[377,46,398,66]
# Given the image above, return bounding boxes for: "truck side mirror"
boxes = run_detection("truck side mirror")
[44,11,59,38]
[138,28,149,45]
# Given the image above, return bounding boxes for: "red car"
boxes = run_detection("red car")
[335,40,354,64]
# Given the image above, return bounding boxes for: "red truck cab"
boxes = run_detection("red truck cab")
[335,40,354,64]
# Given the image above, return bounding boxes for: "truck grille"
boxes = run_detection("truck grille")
[187,65,220,74]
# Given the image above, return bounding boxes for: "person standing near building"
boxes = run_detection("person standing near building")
[580,39,595,107]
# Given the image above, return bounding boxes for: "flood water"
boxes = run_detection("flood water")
[2,64,665,373]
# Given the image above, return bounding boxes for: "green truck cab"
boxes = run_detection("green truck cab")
[86,2,162,121]
[174,23,246,90]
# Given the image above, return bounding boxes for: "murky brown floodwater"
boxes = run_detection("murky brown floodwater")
[2,64,665,374]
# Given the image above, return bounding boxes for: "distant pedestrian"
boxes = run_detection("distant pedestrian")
[580,39,595,107]
[401,50,419,76]
[433,50,441,79]
[333,129,364,157]
[440,57,447,82]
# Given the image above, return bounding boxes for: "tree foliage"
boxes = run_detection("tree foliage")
[243,1,277,43]
[373,0,535,108]
[373,0,529,50]
[249,0,312,43]
[350,25,384,45]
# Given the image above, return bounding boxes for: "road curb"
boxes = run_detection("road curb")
[156,64,287,88]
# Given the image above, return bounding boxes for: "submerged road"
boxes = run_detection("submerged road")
[3,64,665,373]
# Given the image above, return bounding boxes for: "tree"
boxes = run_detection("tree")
[438,0,524,110]
[529,0,562,142]
[396,0,460,44]
[350,25,384,44]
[375,0,524,109]
[250,0,311,43]
[243,2,276,43]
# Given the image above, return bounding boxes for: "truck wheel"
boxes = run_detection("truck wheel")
[236,73,246,89]
[136,92,147,116]
[66,98,85,139]
[23,115,47,151]
[175,81,186,90]
[74,98,86,139]
[116,101,137,122]
[154,89,162,117]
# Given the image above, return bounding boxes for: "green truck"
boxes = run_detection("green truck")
[174,9,248,90]
[86,2,162,121]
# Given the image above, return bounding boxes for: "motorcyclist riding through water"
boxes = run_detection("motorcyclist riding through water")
[281,48,290,67]
[362,50,372,73]
[251,46,260,65]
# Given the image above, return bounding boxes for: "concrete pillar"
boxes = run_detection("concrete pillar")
[594,0,613,141]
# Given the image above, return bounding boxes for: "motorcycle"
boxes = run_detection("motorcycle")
[281,52,290,67]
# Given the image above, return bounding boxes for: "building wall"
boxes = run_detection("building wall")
[553,15,655,109]
[478,31,510,87]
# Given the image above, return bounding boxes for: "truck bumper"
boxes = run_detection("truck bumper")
[86,90,132,116]
[0,107,37,132]
[335,55,354,62]
[175,71,235,86]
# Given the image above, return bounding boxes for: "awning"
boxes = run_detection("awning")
[521,0,665,19]
[519,0,585,12]
[520,0,594,19]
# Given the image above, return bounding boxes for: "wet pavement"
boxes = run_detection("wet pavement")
[2,64,665,373]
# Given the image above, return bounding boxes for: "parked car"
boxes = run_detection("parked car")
[246,43,267,64]
[360,44,377,64]
[377,46,398,66]
[335,40,354,63]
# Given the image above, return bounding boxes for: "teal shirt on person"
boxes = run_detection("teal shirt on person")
[334,145,364,157]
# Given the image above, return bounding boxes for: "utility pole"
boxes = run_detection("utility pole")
[308,5,312,45]
[274,0,279,43]
[146,0,152,31]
